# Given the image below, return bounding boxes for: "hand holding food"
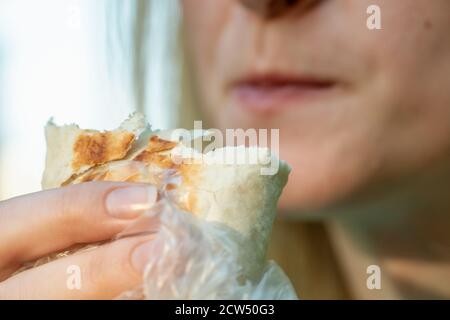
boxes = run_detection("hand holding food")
[0,113,295,299]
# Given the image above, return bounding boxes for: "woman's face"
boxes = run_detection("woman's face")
[181,0,450,213]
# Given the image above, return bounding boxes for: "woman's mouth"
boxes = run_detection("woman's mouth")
[230,74,336,114]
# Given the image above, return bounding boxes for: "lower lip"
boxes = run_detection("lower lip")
[231,83,335,114]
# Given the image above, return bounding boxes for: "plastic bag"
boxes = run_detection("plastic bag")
[116,192,298,300]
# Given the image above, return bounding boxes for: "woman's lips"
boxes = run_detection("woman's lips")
[230,75,336,114]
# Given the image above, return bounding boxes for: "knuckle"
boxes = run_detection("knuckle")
[57,183,105,235]
[86,247,110,290]
[57,187,85,234]
[86,240,138,291]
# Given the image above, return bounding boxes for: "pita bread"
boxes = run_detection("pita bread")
[42,114,290,279]
[42,113,147,189]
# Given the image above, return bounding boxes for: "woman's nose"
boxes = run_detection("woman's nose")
[239,0,316,18]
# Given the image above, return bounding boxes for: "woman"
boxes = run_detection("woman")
[0,0,449,299]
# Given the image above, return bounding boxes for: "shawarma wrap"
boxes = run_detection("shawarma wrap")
[42,113,290,281]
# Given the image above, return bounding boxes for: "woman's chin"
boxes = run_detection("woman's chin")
[275,164,374,219]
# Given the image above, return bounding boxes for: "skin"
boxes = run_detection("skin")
[181,0,450,298]
[0,182,155,299]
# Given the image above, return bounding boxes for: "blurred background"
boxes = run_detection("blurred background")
[0,0,180,199]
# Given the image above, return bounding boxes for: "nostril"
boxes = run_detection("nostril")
[239,0,300,18]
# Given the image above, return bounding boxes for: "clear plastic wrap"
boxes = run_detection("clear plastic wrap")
[116,193,298,300]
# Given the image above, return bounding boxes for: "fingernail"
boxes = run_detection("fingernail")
[106,186,158,219]
[131,241,154,273]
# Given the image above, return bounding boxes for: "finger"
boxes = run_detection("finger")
[0,235,156,300]
[0,181,157,274]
